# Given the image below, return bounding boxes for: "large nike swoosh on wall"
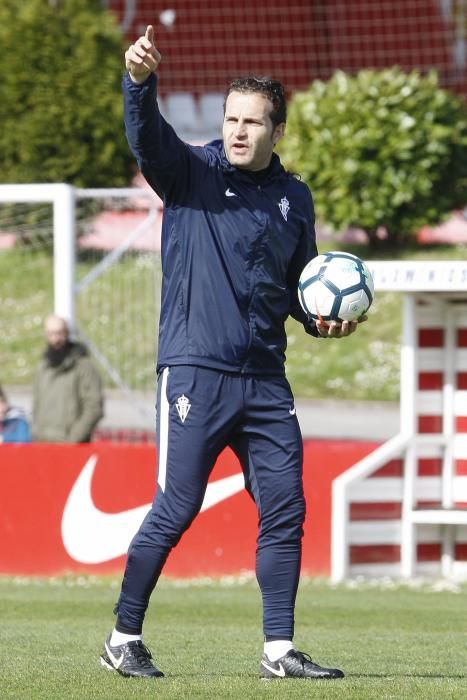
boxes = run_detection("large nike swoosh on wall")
[61,455,245,564]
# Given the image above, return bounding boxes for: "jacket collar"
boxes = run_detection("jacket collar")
[206,139,285,184]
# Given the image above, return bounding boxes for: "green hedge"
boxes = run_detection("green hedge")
[279,69,467,248]
[0,0,132,187]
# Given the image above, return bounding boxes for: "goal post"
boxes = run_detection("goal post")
[0,183,76,327]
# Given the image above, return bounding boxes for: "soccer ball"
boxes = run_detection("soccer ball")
[298,251,374,323]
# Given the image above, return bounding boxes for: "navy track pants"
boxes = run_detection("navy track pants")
[115,365,306,638]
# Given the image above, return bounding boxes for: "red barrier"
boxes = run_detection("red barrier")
[0,440,377,577]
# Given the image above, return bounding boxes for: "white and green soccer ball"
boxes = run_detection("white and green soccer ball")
[298,251,374,323]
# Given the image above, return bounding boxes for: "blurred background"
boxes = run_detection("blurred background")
[112,0,467,95]
[1,0,467,440]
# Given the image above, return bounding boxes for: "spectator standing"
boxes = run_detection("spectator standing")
[32,314,104,443]
[0,386,31,443]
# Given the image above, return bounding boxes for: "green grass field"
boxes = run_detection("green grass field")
[2,575,467,699]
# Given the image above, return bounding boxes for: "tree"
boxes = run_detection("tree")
[0,0,133,187]
[279,68,467,248]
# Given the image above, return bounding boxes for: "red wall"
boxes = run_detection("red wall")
[112,0,460,94]
[0,440,378,577]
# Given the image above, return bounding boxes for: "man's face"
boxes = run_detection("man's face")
[223,91,285,172]
[45,320,68,350]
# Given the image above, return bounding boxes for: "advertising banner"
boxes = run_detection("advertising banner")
[0,440,377,577]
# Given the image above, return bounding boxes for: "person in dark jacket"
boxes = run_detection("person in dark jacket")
[32,314,104,443]
[100,25,366,681]
[0,386,31,443]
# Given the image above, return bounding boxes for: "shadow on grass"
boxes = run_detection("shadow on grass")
[347,673,466,679]
[158,670,466,680]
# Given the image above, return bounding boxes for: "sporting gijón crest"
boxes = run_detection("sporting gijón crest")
[175,394,191,423]
[278,196,290,221]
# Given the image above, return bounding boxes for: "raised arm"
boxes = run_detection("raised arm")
[123,25,197,201]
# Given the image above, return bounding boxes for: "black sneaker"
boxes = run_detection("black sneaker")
[260,649,344,680]
[100,633,164,678]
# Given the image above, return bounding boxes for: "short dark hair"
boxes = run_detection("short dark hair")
[224,76,287,129]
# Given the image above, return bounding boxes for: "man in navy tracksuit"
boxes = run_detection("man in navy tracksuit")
[100,25,362,681]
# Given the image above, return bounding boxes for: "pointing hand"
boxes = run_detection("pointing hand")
[125,25,161,83]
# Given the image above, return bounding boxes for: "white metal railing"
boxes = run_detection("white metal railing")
[331,432,410,582]
[331,294,467,582]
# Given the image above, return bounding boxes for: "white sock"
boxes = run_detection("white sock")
[110,629,142,646]
[264,640,294,662]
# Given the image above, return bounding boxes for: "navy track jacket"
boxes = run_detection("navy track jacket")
[123,73,319,375]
